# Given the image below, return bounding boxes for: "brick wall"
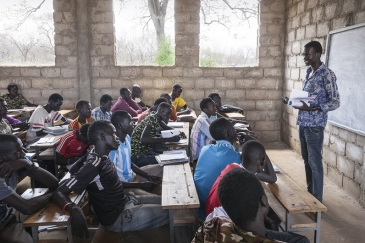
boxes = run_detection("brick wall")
[0,0,286,143]
[283,0,365,207]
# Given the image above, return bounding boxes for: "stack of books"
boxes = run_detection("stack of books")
[155,150,189,166]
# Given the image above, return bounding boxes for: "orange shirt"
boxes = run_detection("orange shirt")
[170,104,177,121]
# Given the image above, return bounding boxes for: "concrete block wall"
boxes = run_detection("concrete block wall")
[283,0,365,207]
[0,0,287,143]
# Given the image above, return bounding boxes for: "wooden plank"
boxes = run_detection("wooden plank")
[162,163,199,209]
[177,109,197,122]
[59,109,77,119]
[172,209,196,224]
[291,222,318,229]
[265,170,326,214]
[39,148,55,160]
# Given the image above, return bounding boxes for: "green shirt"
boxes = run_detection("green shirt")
[1,93,28,109]
[131,113,161,156]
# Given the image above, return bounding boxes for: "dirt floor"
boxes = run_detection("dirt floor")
[16,141,365,242]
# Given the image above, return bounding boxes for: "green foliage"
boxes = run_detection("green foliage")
[154,36,174,66]
[199,56,218,67]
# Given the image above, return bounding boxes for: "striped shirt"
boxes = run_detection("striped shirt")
[56,130,88,159]
[109,135,133,182]
[69,116,95,131]
[190,112,214,161]
[26,105,64,142]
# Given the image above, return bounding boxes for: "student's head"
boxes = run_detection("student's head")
[75,100,92,118]
[241,140,266,174]
[131,85,142,98]
[0,134,25,163]
[303,41,322,66]
[200,98,217,117]
[156,102,172,123]
[99,94,113,112]
[160,93,172,105]
[7,83,19,96]
[151,97,167,112]
[0,99,8,118]
[48,93,64,111]
[87,120,119,150]
[78,123,91,144]
[218,168,268,228]
[208,93,222,109]
[171,84,183,98]
[209,117,236,143]
[120,88,132,101]
[110,110,134,136]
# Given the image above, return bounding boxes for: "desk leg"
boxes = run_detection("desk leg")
[31,226,38,243]
[67,221,73,243]
[285,212,290,231]
[169,209,174,243]
[314,212,321,243]
[53,147,58,178]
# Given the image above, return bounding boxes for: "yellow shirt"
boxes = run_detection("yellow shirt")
[172,96,186,109]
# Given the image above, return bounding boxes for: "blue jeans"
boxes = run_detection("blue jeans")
[299,126,324,202]
[266,229,309,243]
[106,192,169,232]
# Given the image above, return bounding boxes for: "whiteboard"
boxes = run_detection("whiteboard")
[325,23,365,136]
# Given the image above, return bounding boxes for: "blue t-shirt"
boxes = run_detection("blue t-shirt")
[109,135,133,182]
[193,140,240,219]
[0,171,18,221]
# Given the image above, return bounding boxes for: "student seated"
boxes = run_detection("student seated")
[69,100,95,131]
[208,93,243,115]
[190,98,217,161]
[0,134,58,243]
[109,111,162,195]
[52,120,169,238]
[26,93,69,143]
[205,140,277,216]
[55,123,91,170]
[131,84,148,111]
[0,99,12,134]
[131,102,181,167]
[0,83,37,109]
[159,93,177,121]
[111,88,142,117]
[170,83,190,113]
[192,168,309,243]
[91,94,113,121]
[193,117,240,219]
[137,97,167,124]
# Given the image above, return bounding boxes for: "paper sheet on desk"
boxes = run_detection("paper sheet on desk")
[159,151,186,160]
[36,137,55,144]
[165,139,187,144]
[288,89,315,106]
[167,122,184,128]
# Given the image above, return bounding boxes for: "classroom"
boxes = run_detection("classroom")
[0,0,364,242]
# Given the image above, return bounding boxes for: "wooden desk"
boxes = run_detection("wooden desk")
[221,112,245,120]
[59,109,77,119]
[23,191,85,243]
[177,109,197,122]
[8,108,35,118]
[264,167,327,243]
[30,134,64,176]
[162,162,199,243]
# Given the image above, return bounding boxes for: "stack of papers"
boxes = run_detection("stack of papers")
[35,137,55,144]
[44,126,68,135]
[288,89,316,106]
[233,123,250,129]
[167,122,184,128]
[155,150,189,166]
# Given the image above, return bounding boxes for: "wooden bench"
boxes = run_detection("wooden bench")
[263,167,327,243]
[162,162,199,243]
[221,112,245,120]
[23,173,86,243]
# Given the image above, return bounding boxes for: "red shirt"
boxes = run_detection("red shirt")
[205,163,241,216]
[56,130,89,159]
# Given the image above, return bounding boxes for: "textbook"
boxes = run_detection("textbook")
[161,129,180,138]
[44,126,68,135]
[155,150,189,166]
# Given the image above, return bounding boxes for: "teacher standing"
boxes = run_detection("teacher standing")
[283,41,340,202]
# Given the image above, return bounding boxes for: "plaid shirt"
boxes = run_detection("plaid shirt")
[297,63,340,127]
[91,106,112,121]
